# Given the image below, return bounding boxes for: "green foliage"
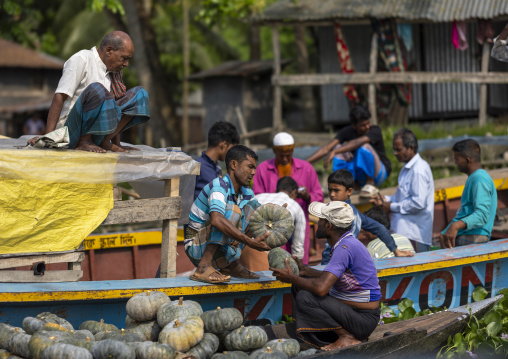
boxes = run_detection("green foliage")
[197,0,268,25]
[274,314,295,325]
[437,287,508,358]
[86,0,124,15]
[379,300,442,326]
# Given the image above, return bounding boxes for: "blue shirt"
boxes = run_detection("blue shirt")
[324,231,381,302]
[194,152,222,200]
[189,174,258,236]
[386,154,434,245]
[441,169,497,238]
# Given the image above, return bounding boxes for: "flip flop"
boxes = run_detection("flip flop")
[221,261,260,279]
[189,266,230,284]
[359,184,379,198]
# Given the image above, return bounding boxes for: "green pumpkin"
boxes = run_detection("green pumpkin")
[72,330,95,350]
[6,332,31,359]
[187,332,220,359]
[28,330,76,359]
[201,307,243,335]
[0,348,23,359]
[125,319,161,341]
[42,343,92,359]
[158,316,204,352]
[40,323,72,333]
[22,317,45,335]
[263,339,300,357]
[95,328,143,343]
[211,351,250,359]
[250,347,288,359]
[0,325,24,350]
[126,291,171,322]
[35,312,74,331]
[135,341,176,359]
[157,297,203,328]
[90,339,135,359]
[224,326,268,351]
[79,319,118,335]
[267,248,299,276]
[296,348,318,357]
[249,204,294,248]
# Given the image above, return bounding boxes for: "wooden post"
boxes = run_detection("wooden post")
[479,42,490,127]
[235,107,251,147]
[182,0,190,146]
[159,177,180,278]
[368,33,378,125]
[272,26,282,132]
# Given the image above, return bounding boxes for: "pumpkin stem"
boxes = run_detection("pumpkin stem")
[217,306,221,310]
[147,291,151,296]
[86,337,91,341]
[266,347,272,353]
[121,328,125,335]
[100,319,104,324]
[178,297,184,305]
[49,336,57,340]
[278,339,283,342]
[174,320,181,327]
[267,221,274,229]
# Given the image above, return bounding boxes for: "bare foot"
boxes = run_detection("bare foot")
[100,140,129,153]
[321,333,361,351]
[76,140,106,153]
[196,265,230,281]
[119,145,140,151]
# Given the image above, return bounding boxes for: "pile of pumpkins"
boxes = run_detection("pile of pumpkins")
[0,204,312,358]
[0,292,318,359]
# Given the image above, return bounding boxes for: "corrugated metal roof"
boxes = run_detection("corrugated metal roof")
[188,59,290,80]
[0,38,64,69]
[253,0,508,23]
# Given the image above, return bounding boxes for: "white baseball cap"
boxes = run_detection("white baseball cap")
[308,201,354,228]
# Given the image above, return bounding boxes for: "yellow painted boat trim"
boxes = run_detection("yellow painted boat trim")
[434,177,508,202]
[84,229,184,250]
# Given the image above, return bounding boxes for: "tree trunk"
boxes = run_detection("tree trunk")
[249,24,261,61]
[293,24,316,130]
[122,0,178,146]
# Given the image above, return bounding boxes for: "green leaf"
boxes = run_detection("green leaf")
[398,298,414,313]
[453,332,464,347]
[484,310,502,325]
[472,286,488,302]
[456,341,467,355]
[383,316,399,324]
[486,321,503,337]
[401,307,417,320]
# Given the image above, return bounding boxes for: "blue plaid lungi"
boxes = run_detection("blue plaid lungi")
[184,199,261,268]
[65,82,149,148]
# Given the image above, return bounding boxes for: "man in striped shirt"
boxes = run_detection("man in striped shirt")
[185,145,271,283]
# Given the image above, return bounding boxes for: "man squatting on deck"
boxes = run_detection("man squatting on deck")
[182,145,271,283]
[271,201,380,350]
[28,31,149,153]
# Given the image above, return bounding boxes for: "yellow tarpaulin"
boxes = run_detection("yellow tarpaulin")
[0,150,117,254]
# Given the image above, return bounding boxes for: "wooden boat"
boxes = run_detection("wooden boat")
[0,238,507,328]
[294,294,503,358]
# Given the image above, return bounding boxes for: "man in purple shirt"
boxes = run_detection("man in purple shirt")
[194,121,239,200]
[253,132,324,264]
[271,201,380,351]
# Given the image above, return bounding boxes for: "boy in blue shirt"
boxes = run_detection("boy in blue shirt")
[321,169,414,264]
[440,139,497,248]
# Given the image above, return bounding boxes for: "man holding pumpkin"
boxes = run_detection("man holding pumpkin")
[271,201,380,350]
[183,145,271,284]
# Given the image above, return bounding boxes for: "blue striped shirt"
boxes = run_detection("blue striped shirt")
[189,174,257,232]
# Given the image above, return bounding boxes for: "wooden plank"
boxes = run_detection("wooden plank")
[102,197,181,225]
[160,178,180,278]
[0,252,84,269]
[368,33,378,125]
[272,72,508,86]
[236,106,251,147]
[272,26,282,132]
[479,42,491,126]
[0,270,83,283]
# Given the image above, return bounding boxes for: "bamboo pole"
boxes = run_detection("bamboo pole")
[182,0,190,146]
[368,33,378,125]
[272,26,282,132]
[159,177,180,278]
[479,42,491,127]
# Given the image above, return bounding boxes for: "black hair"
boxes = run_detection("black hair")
[452,139,481,162]
[333,224,353,235]
[328,169,354,190]
[100,32,127,51]
[225,145,258,171]
[276,176,298,193]
[208,121,240,147]
[349,105,371,125]
[394,127,418,153]
[364,206,390,230]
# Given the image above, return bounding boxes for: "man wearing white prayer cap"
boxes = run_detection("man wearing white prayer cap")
[270,201,380,351]
[251,131,324,264]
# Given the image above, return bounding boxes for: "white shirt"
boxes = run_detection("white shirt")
[55,47,111,129]
[386,153,434,245]
[254,192,306,259]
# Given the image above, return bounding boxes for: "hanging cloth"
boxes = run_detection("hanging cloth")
[452,21,469,50]
[397,23,413,51]
[334,22,360,106]
[476,20,495,45]
[109,70,127,100]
